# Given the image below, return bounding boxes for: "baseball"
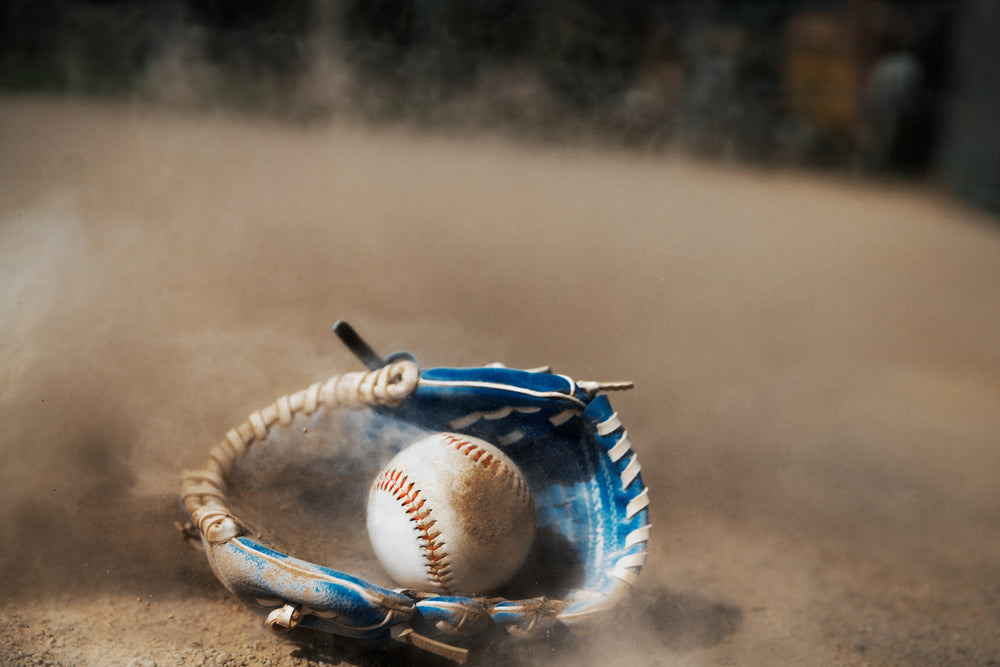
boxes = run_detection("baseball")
[366,432,536,596]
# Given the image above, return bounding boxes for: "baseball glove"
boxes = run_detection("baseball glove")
[180,322,650,663]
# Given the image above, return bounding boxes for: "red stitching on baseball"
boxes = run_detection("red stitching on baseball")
[373,467,455,593]
[439,433,531,502]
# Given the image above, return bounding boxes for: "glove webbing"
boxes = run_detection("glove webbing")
[180,359,419,546]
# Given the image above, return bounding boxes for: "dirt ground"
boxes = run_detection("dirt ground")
[2,95,999,666]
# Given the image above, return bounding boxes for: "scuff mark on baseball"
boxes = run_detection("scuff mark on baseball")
[367,432,536,596]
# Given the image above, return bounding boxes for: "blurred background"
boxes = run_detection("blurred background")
[2,1,1000,666]
[2,0,998,212]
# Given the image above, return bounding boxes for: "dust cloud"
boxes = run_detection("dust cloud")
[2,95,1000,665]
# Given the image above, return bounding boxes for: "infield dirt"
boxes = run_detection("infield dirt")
[2,96,999,666]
